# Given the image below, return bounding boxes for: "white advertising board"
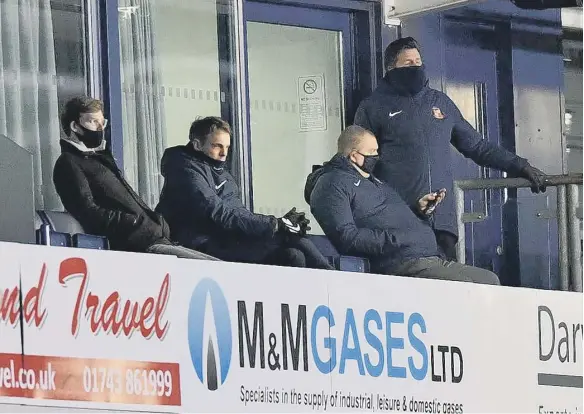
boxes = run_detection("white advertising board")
[0,242,581,413]
[0,243,25,357]
[3,244,180,412]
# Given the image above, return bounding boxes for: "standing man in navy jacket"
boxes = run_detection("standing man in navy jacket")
[354,37,547,260]
[156,117,333,270]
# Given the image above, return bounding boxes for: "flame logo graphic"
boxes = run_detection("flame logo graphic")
[188,278,232,390]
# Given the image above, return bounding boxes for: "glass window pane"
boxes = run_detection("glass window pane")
[247,22,345,234]
[119,0,235,207]
[0,0,88,210]
[562,35,583,240]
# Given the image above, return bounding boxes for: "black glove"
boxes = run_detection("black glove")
[277,207,311,236]
[520,164,547,193]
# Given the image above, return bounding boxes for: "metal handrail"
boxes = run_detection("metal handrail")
[454,174,583,190]
[454,174,583,292]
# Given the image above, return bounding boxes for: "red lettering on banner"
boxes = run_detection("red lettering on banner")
[58,258,169,339]
[0,265,47,327]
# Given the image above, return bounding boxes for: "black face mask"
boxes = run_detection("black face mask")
[74,124,105,148]
[193,143,226,170]
[355,153,379,174]
[206,155,226,170]
[385,64,428,96]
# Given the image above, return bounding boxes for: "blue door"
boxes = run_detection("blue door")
[441,18,513,282]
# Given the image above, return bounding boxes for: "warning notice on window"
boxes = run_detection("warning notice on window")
[298,74,327,132]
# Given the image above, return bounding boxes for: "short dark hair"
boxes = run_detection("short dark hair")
[189,116,231,144]
[60,96,104,136]
[384,37,421,70]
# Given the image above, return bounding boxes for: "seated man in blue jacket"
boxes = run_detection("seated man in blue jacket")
[305,125,500,284]
[156,116,333,270]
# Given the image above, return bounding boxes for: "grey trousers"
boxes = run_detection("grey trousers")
[393,256,500,285]
[146,243,220,261]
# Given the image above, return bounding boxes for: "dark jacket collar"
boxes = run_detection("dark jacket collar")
[60,139,111,157]
[326,153,364,176]
[59,139,121,177]
[183,143,226,171]
[305,154,375,203]
[377,72,430,98]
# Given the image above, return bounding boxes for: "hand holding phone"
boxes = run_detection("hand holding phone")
[422,188,446,215]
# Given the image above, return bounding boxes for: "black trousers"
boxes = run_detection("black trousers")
[392,256,500,285]
[434,230,458,261]
[198,234,334,270]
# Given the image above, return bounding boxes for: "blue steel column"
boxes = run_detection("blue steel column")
[101,0,124,169]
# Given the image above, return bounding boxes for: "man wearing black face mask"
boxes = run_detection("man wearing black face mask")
[155,116,333,270]
[305,125,500,284]
[354,37,547,261]
[53,96,217,260]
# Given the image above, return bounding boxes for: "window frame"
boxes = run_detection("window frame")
[239,0,381,209]
[97,0,124,166]
[100,0,243,174]
[98,0,380,207]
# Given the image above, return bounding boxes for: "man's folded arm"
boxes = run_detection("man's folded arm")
[311,183,398,257]
[172,166,277,238]
[53,157,137,235]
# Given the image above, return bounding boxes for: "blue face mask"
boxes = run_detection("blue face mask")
[386,64,428,96]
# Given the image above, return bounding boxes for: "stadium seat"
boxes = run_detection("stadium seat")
[337,255,370,273]
[35,210,109,250]
[40,210,84,234]
[72,233,109,250]
[308,234,370,273]
[36,223,71,247]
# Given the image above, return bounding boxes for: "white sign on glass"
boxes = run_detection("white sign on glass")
[298,74,327,132]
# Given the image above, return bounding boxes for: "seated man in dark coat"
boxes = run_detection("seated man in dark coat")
[305,125,499,284]
[156,116,333,270]
[53,95,216,260]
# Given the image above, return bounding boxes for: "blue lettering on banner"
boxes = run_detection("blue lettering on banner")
[187,279,464,391]
[364,309,384,377]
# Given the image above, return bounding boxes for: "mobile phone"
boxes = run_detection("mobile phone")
[424,189,442,214]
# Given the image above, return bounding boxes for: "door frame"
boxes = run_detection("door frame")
[239,0,381,209]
